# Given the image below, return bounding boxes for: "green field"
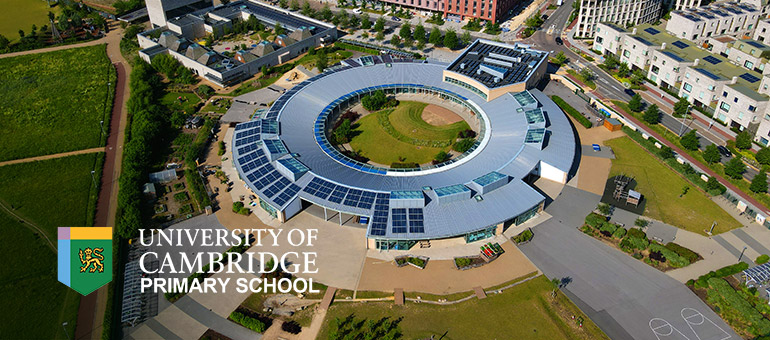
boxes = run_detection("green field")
[162,91,201,113]
[605,137,740,234]
[319,276,608,340]
[0,45,116,161]
[0,153,104,339]
[0,0,59,42]
[348,101,469,165]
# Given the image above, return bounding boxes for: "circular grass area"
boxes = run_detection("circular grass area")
[348,101,472,166]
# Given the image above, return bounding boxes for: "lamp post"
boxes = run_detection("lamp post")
[62,322,70,340]
[91,170,96,187]
[738,246,748,262]
[678,104,692,137]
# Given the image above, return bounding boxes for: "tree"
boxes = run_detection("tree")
[429,26,442,45]
[360,13,371,29]
[751,170,768,193]
[0,34,8,51]
[756,147,770,165]
[390,34,401,46]
[552,51,567,66]
[628,94,643,112]
[680,130,699,150]
[274,22,285,36]
[603,54,619,69]
[658,146,674,159]
[579,68,594,83]
[320,5,333,21]
[643,104,660,125]
[703,144,721,164]
[443,29,458,49]
[724,157,746,179]
[434,150,450,163]
[18,29,24,39]
[414,23,426,43]
[617,62,630,77]
[316,52,328,72]
[673,99,690,118]
[550,277,561,297]
[735,131,752,150]
[374,17,386,32]
[461,29,471,46]
[348,14,359,28]
[361,90,388,111]
[375,31,384,41]
[301,1,313,16]
[706,176,725,194]
[290,0,300,10]
[280,0,289,8]
[335,119,352,144]
[399,22,412,40]
[416,40,425,50]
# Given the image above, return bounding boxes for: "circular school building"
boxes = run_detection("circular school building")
[230,39,578,250]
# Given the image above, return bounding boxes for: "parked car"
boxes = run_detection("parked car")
[555,37,563,45]
[392,16,401,21]
[717,145,732,158]
[353,8,362,14]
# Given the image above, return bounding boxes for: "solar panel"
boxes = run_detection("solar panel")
[370,193,390,236]
[644,27,660,35]
[745,40,766,49]
[391,208,407,233]
[328,186,349,204]
[740,73,760,83]
[672,41,689,49]
[343,189,363,207]
[695,68,721,80]
[357,191,376,209]
[274,184,300,206]
[703,56,722,65]
[662,51,685,63]
[264,177,290,198]
[408,208,424,233]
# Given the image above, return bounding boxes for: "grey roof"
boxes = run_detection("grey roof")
[445,40,548,89]
[149,169,177,183]
[231,61,576,240]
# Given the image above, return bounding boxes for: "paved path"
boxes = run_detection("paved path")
[0,147,105,167]
[0,36,109,59]
[0,199,56,252]
[520,186,738,340]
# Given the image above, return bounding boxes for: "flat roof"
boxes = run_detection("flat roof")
[445,40,547,89]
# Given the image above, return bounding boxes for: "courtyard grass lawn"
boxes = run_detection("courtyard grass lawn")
[0,45,116,161]
[319,275,608,340]
[162,91,202,113]
[349,113,448,165]
[605,136,740,234]
[0,0,60,42]
[0,152,104,240]
[388,101,470,141]
[0,214,80,340]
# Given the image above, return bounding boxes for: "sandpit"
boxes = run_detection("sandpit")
[421,104,464,126]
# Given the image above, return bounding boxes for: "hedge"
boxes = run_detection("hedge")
[707,278,770,336]
[756,254,769,265]
[230,311,267,332]
[599,222,618,235]
[665,242,700,263]
[692,262,749,288]
[649,243,690,268]
[513,229,533,244]
[612,226,627,238]
[551,95,593,128]
[585,213,606,228]
[627,228,647,240]
[620,234,649,250]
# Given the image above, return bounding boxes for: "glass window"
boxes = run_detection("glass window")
[720,102,731,111]
[683,83,693,92]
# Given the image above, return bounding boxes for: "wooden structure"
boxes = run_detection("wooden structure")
[604,118,622,131]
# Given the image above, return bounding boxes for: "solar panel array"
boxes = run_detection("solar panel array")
[390,208,425,234]
[740,73,761,83]
[634,37,653,46]
[644,27,660,35]
[370,193,390,236]
[744,263,770,283]
[274,184,300,206]
[672,41,689,49]
[703,55,722,65]
[391,208,408,233]
[746,40,767,49]
[408,208,424,233]
[302,177,380,210]
[662,51,686,62]
[694,68,721,81]
[446,42,545,88]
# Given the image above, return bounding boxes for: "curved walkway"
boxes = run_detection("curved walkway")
[0,147,105,167]
[0,36,109,59]
[0,198,56,252]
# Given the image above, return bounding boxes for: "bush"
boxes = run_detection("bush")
[390,161,420,168]
[627,227,646,239]
[621,235,649,250]
[217,141,225,156]
[599,222,618,235]
[693,262,750,288]
[612,226,627,238]
[585,213,606,228]
[407,257,426,267]
[650,243,690,267]
[665,243,700,263]
[455,257,472,267]
[361,90,388,111]
[513,229,534,243]
[551,95,592,128]
[453,138,475,153]
[707,278,770,336]
[229,311,266,332]
[756,254,770,265]
[282,320,302,334]
[173,192,190,202]
[233,201,244,213]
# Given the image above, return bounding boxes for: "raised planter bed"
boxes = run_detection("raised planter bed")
[453,255,487,270]
[394,255,429,269]
[512,228,534,245]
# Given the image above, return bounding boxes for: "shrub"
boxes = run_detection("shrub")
[233,201,244,213]
[649,250,666,263]
[627,227,646,239]
[650,243,690,267]
[585,213,606,228]
[455,257,472,267]
[707,278,770,336]
[756,254,770,265]
[453,138,475,153]
[229,311,266,332]
[599,222,618,235]
[173,192,190,202]
[361,90,388,111]
[458,129,476,138]
[693,262,750,288]
[282,320,302,334]
[612,226,627,238]
[390,162,420,168]
[513,229,533,243]
[665,243,700,263]
[217,141,225,156]
[407,257,426,267]
[551,95,592,128]
[597,203,611,215]
[622,235,649,250]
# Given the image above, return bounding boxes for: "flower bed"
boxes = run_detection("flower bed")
[394,255,429,269]
[512,228,534,245]
[453,256,487,270]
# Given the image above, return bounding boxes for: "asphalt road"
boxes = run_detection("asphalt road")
[520,186,739,340]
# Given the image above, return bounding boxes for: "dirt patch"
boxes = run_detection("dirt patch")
[421,104,464,126]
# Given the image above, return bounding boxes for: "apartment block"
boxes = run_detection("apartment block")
[574,0,662,38]
[665,2,759,43]
[380,0,516,23]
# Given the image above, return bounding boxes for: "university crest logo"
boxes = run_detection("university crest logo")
[58,227,112,295]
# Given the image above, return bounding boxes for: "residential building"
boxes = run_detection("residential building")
[138,0,337,87]
[665,2,759,43]
[753,18,770,42]
[594,22,770,145]
[380,0,517,23]
[574,0,662,38]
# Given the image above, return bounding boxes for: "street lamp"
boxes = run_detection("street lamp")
[91,170,97,187]
[678,104,692,137]
[738,246,748,262]
[61,322,70,340]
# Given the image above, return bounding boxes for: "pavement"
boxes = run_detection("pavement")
[520,186,739,340]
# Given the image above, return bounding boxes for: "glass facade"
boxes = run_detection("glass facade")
[464,226,496,243]
[445,76,488,100]
[375,239,417,250]
[259,197,278,218]
[514,204,540,225]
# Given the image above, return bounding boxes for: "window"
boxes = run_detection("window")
[623,50,630,57]
[683,83,693,92]
[750,105,757,112]
[685,73,690,79]
[734,97,739,103]
[745,60,754,69]
[651,65,659,74]
[723,91,728,97]
[738,112,744,120]
[720,102,731,111]
[708,85,714,91]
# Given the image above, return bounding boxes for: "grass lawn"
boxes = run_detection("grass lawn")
[0,214,80,340]
[0,152,104,240]
[0,0,59,42]
[349,113,448,165]
[0,45,116,161]
[162,91,201,113]
[319,276,608,340]
[388,101,469,141]
[605,136,740,234]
